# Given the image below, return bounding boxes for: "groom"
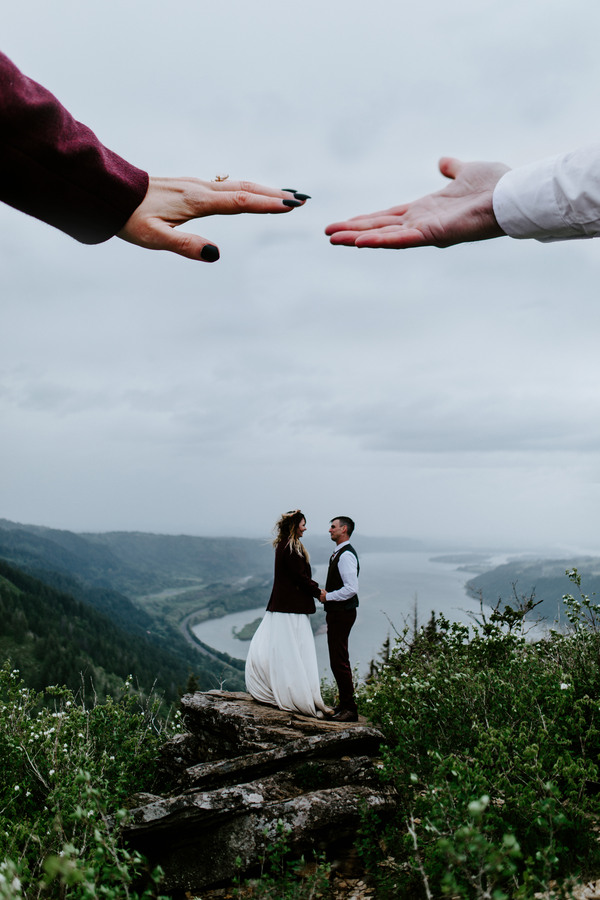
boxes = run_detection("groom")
[319,516,360,723]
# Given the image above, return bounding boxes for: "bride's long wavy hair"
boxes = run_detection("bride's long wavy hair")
[273,509,309,562]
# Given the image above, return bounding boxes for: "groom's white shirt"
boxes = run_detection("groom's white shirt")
[493,143,600,242]
[325,539,359,603]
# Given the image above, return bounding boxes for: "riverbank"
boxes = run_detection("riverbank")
[190,549,487,681]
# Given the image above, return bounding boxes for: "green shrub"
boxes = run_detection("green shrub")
[41,771,167,900]
[7,567,600,899]
[0,662,179,898]
[359,580,600,899]
[234,819,330,899]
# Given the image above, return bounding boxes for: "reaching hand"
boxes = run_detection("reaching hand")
[118,177,309,262]
[325,157,510,250]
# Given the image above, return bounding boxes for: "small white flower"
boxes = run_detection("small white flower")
[49,769,55,776]
[14,785,20,792]
[560,682,570,690]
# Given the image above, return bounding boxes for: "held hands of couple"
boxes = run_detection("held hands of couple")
[325,157,510,250]
[319,589,327,604]
[118,177,309,262]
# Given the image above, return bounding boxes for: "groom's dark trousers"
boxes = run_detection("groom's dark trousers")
[326,608,357,713]
[324,544,359,715]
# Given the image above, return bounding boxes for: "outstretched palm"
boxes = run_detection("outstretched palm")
[325,157,510,249]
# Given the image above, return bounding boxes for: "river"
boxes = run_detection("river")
[191,549,504,682]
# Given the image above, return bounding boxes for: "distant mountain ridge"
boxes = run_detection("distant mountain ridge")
[0,519,425,596]
[0,518,274,595]
[466,556,600,623]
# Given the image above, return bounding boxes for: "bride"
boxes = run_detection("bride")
[245,510,329,718]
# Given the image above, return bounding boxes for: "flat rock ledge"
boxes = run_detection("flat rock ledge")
[122,690,397,894]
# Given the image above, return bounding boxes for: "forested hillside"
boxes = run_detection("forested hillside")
[0,520,276,699]
[0,518,275,595]
[0,558,245,699]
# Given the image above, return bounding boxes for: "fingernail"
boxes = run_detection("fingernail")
[200,244,220,262]
[282,188,297,193]
[282,199,302,208]
[293,192,311,200]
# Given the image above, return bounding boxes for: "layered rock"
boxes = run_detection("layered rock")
[122,691,396,893]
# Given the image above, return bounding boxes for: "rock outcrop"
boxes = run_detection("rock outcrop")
[122,691,397,893]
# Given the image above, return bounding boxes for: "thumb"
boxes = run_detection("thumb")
[119,217,220,262]
[147,221,221,262]
[438,157,464,181]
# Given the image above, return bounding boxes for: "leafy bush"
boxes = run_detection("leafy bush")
[6,568,600,899]
[359,575,600,898]
[234,819,331,899]
[0,662,179,898]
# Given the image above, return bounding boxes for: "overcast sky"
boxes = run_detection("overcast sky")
[2,0,600,550]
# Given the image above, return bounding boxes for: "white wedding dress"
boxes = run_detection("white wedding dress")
[245,611,329,717]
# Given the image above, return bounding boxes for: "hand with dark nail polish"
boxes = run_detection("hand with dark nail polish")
[0,51,307,265]
[119,177,311,262]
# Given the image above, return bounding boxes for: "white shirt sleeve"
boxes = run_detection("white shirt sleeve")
[326,550,359,603]
[492,144,600,242]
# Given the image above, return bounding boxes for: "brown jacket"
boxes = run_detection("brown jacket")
[266,541,320,615]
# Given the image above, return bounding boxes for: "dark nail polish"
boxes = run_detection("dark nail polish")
[282,188,297,193]
[282,199,302,208]
[293,193,311,200]
[200,244,220,262]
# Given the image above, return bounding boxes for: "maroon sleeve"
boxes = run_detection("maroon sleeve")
[0,52,149,244]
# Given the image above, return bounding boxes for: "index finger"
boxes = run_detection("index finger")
[206,179,309,214]
[325,205,408,234]
[208,179,291,198]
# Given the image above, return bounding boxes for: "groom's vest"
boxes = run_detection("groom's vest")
[324,544,359,612]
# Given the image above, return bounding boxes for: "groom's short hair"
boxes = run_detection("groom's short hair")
[331,516,355,537]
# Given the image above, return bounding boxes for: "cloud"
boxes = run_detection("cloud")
[2,0,600,548]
